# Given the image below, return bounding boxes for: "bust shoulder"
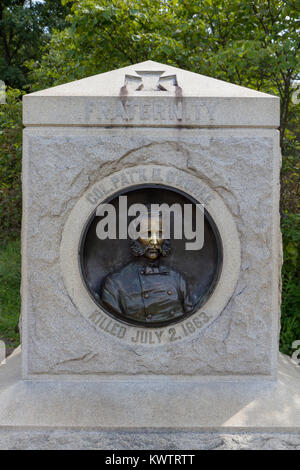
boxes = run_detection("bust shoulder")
[102,261,139,285]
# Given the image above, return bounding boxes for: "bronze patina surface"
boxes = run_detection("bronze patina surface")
[79,185,222,328]
[101,212,195,324]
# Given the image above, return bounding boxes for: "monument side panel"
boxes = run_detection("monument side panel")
[21,127,281,378]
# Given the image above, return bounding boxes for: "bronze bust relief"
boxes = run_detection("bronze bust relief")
[101,211,195,325]
[79,184,222,330]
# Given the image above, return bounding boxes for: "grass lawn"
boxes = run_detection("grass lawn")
[0,238,21,355]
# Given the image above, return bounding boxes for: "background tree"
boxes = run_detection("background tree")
[0,0,70,89]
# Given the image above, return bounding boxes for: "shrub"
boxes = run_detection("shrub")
[0,88,23,245]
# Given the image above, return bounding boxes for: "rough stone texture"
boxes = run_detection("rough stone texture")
[1,429,300,450]
[22,127,281,377]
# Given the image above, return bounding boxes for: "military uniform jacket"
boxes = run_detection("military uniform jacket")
[101,260,194,324]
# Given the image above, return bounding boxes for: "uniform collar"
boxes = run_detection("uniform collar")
[134,259,170,275]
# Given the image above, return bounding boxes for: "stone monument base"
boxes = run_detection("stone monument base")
[0,349,299,450]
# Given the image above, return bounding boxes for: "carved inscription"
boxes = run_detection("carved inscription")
[86,166,214,206]
[89,310,211,345]
[85,99,218,124]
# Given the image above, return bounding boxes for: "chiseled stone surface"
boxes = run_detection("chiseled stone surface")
[0,429,300,450]
[21,127,281,377]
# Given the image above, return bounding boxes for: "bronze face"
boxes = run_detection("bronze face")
[138,213,164,260]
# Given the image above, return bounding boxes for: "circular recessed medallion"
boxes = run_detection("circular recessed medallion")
[79,184,223,328]
[60,165,241,346]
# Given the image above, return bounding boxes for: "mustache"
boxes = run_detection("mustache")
[145,245,163,253]
[130,239,171,257]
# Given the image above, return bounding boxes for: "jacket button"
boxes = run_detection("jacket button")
[170,310,175,316]
[167,290,172,295]
[146,314,152,320]
[140,270,144,275]
[144,293,149,299]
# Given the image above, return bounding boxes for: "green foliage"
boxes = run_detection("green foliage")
[0,88,23,244]
[281,153,300,214]
[0,238,21,350]
[280,213,300,354]
[0,0,71,89]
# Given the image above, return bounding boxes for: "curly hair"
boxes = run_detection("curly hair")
[129,239,171,257]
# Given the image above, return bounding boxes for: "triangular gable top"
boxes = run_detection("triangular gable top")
[27,60,276,99]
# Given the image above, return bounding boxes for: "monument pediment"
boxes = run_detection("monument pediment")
[23,60,279,127]
[26,60,275,98]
